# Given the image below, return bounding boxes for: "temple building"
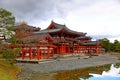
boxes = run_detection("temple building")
[13,21,104,60]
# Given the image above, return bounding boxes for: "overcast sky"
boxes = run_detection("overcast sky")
[0,0,120,42]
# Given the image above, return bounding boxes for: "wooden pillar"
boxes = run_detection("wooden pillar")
[60,43,63,54]
[52,48,54,57]
[79,46,80,53]
[47,47,50,59]
[72,46,74,53]
[66,46,69,53]
[80,47,82,53]
[68,46,70,53]
[62,43,65,54]
[62,43,63,54]
[21,49,24,60]
[93,47,95,54]
[41,49,43,58]
[89,47,91,54]
[29,48,32,59]
[63,43,66,54]
[42,49,45,58]
[37,48,41,60]
[78,46,80,53]
[77,45,79,53]
[57,46,59,54]
[76,45,77,53]
[96,46,99,54]
[83,47,85,54]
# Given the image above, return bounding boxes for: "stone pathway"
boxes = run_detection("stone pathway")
[17,54,120,73]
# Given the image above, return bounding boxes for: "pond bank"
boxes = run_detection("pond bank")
[17,54,120,80]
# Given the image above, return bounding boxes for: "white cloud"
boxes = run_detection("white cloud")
[53,0,120,41]
[1,0,120,42]
[50,0,120,41]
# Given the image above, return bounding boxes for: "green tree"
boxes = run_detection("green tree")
[0,8,15,28]
[3,48,21,64]
[113,40,120,52]
[0,8,20,64]
[0,8,15,41]
[99,38,120,52]
[109,42,114,51]
[99,38,111,52]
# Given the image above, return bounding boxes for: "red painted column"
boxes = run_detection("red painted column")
[62,43,65,54]
[83,47,85,54]
[37,48,40,60]
[52,48,54,57]
[62,43,64,54]
[78,46,80,53]
[47,47,50,59]
[60,44,63,54]
[63,43,65,54]
[30,48,32,60]
[21,49,24,60]
[95,46,98,54]
[96,46,100,54]
[68,46,70,53]
[72,46,73,53]
[41,49,43,58]
[57,46,59,54]
[42,49,44,58]
[79,46,80,53]
[77,45,79,53]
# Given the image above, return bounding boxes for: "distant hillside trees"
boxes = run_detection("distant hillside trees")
[113,40,120,52]
[99,38,120,52]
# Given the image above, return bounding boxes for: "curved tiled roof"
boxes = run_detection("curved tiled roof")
[83,41,100,45]
[76,36,92,40]
[14,24,40,32]
[34,29,61,34]
[52,21,85,35]
[35,21,86,37]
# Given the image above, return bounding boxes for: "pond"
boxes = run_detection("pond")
[80,64,120,80]
[53,63,120,80]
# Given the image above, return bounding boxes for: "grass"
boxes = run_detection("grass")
[0,60,21,80]
[0,53,3,58]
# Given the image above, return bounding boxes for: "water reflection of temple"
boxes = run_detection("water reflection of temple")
[12,21,105,60]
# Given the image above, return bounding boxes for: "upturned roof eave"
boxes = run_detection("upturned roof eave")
[82,41,100,46]
[52,21,85,35]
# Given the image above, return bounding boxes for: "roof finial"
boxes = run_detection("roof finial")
[51,19,54,23]
[51,20,53,22]
[64,23,66,26]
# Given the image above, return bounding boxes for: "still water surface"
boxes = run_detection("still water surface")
[54,64,120,80]
[80,64,120,80]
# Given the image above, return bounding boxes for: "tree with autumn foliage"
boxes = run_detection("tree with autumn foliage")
[14,21,40,44]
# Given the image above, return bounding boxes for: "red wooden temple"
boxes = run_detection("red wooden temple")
[12,21,104,60]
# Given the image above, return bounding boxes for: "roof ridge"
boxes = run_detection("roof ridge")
[52,21,65,26]
[51,21,86,35]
